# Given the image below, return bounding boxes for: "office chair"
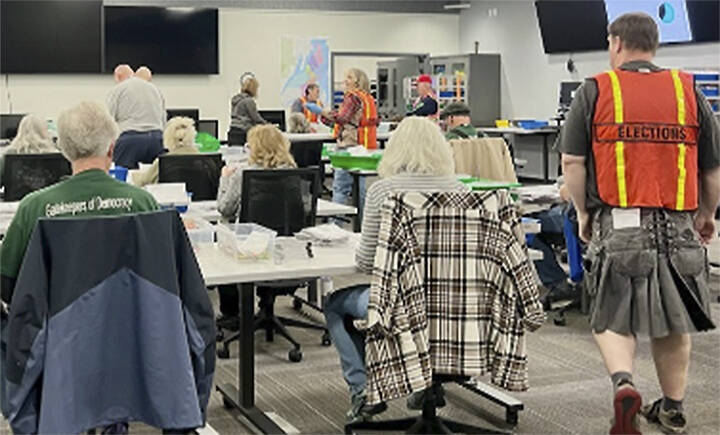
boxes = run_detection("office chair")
[216,168,327,363]
[1,153,71,201]
[158,153,223,201]
[289,138,326,197]
[548,206,586,326]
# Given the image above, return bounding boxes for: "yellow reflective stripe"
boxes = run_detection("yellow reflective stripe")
[607,71,623,123]
[607,71,627,206]
[671,69,687,210]
[614,141,628,207]
[676,144,687,210]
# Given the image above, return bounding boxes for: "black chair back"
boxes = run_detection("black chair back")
[240,168,319,236]
[259,110,286,131]
[1,153,71,201]
[289,140,323,168]
[158,153,222,201]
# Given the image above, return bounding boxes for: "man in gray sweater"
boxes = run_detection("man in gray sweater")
[106,64,166,169]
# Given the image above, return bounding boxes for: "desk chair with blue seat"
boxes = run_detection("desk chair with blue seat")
[216,168,327,362]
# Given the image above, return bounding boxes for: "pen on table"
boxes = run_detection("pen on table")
[305,242,314,258]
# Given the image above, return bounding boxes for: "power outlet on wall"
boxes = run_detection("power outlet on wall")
[487,8,498,17]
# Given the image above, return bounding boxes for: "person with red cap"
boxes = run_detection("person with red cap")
[408,74,438,119]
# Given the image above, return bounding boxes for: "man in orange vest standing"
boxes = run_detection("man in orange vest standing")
[559,12,719,435]
[291,83,323,123]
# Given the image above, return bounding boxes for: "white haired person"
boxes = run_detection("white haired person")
[106,63,166,169]
[0,114,57,182]
[287,112,312,134]
[322,117,468,424]
[134,116,198,187]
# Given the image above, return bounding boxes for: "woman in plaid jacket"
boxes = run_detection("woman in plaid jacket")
[323,117,468,424]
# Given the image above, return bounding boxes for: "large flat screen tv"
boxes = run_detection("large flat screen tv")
[0,0,102,73]
[535,1,610,54]
[104,6,218,74]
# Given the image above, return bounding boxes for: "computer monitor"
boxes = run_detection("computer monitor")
[559,81,582,108]
[197,119,218,138]
[259,110,286,132]
[1,153,72,201]
[166,109,200,127]
[0,114,26,140]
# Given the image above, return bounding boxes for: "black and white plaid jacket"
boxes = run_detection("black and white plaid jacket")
[364,190,545,405]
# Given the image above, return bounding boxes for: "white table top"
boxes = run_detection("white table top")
[284,132,391,142]
[196,239,359,286]
[184,199,356,221]
[478,127,558,135]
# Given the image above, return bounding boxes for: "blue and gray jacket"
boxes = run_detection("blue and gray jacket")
[3,211,215,434]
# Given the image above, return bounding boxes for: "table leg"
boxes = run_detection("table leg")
[217,283,284,434]
[542,134,549,182]
[352,172,362,232]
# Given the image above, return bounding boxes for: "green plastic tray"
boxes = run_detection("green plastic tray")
[459,176,521,191]
[329,152,382,170]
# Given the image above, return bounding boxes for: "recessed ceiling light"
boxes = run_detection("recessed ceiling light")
[444,3,471,10]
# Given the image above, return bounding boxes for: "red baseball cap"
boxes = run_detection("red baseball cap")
[417,74,432,84]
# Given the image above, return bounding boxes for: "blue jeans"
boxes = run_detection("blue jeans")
[530,205,568,287]
[113,130,165,169]
[323,285,369,396]
[332,169,366,211]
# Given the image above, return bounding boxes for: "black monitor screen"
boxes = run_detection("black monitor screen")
[687,0,720,43]
[167,109,200,127]
[535,1,610,54]
[0,114,26,140]
[0,0,102,73]
[560,82,582,107]
[104,6,218,74]
[198,120,219,138]
[259,110,286,132]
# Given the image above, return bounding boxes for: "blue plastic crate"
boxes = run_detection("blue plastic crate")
[700,87,719,97]
[694,73,719,81]
[109,166,128,182]
[517,120,549,130]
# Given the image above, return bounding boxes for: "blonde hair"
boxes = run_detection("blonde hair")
[7,115,56,154]
[247,124,297,168]
[287,113,311,134]
[57,101,119,161]
[377,116,454,178]
[346,68,370,93]
[242,76,260,97]
[164,116,196,151]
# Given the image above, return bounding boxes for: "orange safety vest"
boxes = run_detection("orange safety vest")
[592,69,699,211]
[300,96,322,123]
[332,89,378,150]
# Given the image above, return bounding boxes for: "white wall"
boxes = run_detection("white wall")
[459,0,720,119]
[1,9,459,138]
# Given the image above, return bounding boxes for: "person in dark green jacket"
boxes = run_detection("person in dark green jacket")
[441,101,482,140]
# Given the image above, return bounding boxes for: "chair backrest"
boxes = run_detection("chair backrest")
[158,153,222,201]
[449,137,517,183]
[289,139,323,167]
[259,110,286,131]
[1,153,71,201]
[240,168,319,236]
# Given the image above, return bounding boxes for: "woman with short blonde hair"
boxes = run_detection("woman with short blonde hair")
[228,74,267,146]
[0,114,58,181]
[134,116,198,186]
[323,117,467,423]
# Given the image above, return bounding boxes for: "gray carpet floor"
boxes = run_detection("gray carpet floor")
[2,275,718,435]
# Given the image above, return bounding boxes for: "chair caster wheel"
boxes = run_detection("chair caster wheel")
[289,349,303,363]
[222,397,234,409]
[321,332,331,346]
[217,347,230,359]
[292,298,302,311]
[553,317,566,326]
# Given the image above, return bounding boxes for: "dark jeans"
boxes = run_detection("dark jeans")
[227,127,247,147]
[218,284,239,317]
[113,130,165,169]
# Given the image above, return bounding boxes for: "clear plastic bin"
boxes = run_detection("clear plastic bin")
[216,222,277,260]
[182,216,215,247]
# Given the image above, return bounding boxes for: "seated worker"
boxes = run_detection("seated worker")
[215,124,297,323]
[0,114,58,182]
[323,117,469,424]
[0,102,158,432]
[290,83,323,123]
[287,112,312,134]
[440,101,482,140]
[529,183,578,303]
[407,74,438,118]
[134,116,199,187]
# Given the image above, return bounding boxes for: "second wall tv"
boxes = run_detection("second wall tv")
[104,7,218,74]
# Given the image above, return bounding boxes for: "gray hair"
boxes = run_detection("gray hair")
[164,116,196,151]
[57,101,119,161]
[8,115,56,154]
[377,116,454,178]
[287,113,311,134]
